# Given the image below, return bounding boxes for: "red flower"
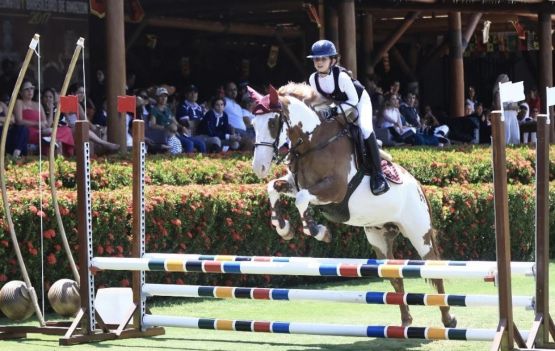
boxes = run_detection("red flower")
[43,229,56,239]
[96,245,104,255]
[120,279,130,287]
[0,274,7,282]
[116,245,124,254]
[37,210,46,218]
[171,218,182,227]
[0,240,9,248]
[29,205,38,214]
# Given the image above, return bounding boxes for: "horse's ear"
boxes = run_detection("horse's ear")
[247,86,263,103]
[269,84,279,107]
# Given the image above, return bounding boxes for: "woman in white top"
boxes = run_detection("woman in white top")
[307,39,388,195]
[492,73,520,145]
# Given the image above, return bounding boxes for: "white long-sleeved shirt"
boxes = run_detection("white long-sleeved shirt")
[309,70,359,110]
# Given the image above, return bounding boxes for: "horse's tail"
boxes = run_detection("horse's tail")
[421,183,442,260]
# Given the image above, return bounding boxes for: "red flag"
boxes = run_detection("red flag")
[117,95,136,115]
[59,95,79,114]
[90,0,106,18]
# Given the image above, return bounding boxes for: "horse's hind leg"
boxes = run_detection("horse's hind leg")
[364,225,413,326]
[268,174,297,240]
[422,230,458,328]
[405,226,458,328]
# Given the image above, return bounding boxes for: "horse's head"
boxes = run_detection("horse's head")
[250,85,284,178]
[250,83,332,178]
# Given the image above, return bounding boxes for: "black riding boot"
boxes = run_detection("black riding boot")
[364,133,390,196]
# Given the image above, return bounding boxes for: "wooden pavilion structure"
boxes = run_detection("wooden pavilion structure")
[98,0,555,148]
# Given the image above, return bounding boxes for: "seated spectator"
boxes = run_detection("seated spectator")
[239,95,256,150]
[177,124,207,153]
[527,87,540,113]
[378,94,416,143]
[421,106,450,144]
[198,97,240,152]
[399,93,421,129]
[66,83,119,153]
[475,103,491,144]
[161,123,182,155]
[466,85,478,112]
[0,100,28,158]
[15,80,74,156]
[176,84,205,125]
[223,81,254,147]
[383,80,401,102]
[149,87,176,131]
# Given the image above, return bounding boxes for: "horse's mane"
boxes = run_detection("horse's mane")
[278,82,329,108]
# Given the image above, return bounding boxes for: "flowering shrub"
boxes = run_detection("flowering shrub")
[2,145,552,190]
[0,182,550,290]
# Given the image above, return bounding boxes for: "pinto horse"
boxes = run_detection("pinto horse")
[250,83,456,328]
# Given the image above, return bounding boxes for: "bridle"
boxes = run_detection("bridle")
[254,112,290,164]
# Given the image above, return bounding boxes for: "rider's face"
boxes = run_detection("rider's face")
[313,57,332,73]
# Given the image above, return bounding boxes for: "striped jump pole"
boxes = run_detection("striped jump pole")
[143,253,536,276]
[142,314,530,342]
[91,257,527,279]
[142,284,534,309]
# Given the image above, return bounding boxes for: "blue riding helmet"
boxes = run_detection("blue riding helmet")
[307,40,338,58]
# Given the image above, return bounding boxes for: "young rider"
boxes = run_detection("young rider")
[307,39,389,195]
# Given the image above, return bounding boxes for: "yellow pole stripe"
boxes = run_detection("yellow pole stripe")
[216,255,234,261]
[425,260,448,266]
[427,327,447,340]
[379,266,402,278]
[216,319,234,330]
[165,259,184,271]
[425,294,447,306]
[215,287,234,298]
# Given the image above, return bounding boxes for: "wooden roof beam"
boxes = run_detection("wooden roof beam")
[144,17,302,38]
[357,0,555,14]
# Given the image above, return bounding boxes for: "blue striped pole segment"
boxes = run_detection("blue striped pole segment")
[92,257,505,279]
[142,284,534,309]
[143,253,535,276]
[142,314,530,341]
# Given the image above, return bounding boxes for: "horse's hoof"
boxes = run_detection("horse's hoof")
[276,221,293,240]
[444,315,457,328]
[315,225,331,243]
[401,318,413,327]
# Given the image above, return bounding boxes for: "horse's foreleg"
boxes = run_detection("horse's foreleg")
[365,225,413,326]
[295,189,330,242]
[268,175,297,240]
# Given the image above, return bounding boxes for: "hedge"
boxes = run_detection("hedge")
[0,182,548,291]
[2,144,553,190]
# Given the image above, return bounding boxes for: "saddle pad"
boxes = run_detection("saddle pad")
[382,160,402,184]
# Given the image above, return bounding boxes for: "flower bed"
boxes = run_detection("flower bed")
[3,145,551,191]
[0,182,548,289]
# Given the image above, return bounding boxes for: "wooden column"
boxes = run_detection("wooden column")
[106,0,127,152]
[325,1,339,50]
[538,12,553,142]
[338,0,357,77]
[448,12,464,118]
[362,12,374,76]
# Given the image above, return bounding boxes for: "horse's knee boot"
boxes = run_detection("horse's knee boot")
[365,133,389,196]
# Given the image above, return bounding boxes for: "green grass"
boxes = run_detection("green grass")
[1,263,554,351]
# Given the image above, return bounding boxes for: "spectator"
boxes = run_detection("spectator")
[199,96,240,152]
[0,100,28,158]
[67,83,119,153]
[466,85,478,112]
[223,81,252,144]
[15,80,74,156]
[378,94,416,143]
[475,103,491,144]
[527,87,540,113]
[149,87,176,131]
[399,93,421,129]
[384,80,401,101]
[492,73,520,145]
[161,123,182,155]
[177,123,207,153]
[176,84,205,125]
[518,102,536,144]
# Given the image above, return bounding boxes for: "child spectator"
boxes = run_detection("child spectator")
[199,96,240,152]
[162,123,182,155]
